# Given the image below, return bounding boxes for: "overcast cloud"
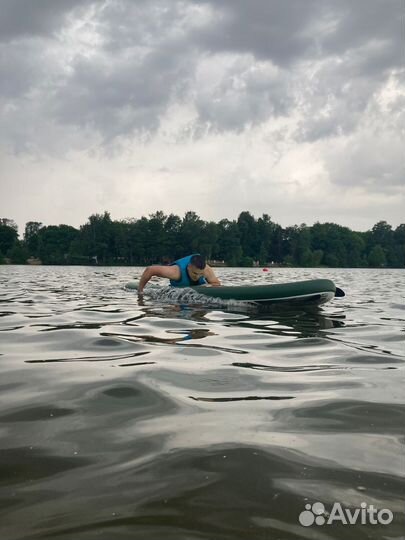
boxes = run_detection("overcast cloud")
[0,0,403,234]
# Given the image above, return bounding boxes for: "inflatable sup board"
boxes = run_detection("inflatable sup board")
[126,279,344,306]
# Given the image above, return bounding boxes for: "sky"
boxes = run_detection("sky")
[0,0,404,237]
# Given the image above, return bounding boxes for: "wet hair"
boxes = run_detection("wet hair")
[190,254,206,270]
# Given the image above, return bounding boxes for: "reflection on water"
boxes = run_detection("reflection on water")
[0,266,404,540]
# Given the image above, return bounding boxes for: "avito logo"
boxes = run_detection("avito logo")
[299,501,393,527]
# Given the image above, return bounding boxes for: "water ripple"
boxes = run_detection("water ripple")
[0,266,404,540]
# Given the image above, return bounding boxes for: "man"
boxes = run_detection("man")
[138,253,221,293]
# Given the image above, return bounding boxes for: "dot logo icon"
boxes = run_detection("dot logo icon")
[298,500,394,527]
[299,502,326,527]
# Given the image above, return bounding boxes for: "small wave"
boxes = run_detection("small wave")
[189,395,295,402]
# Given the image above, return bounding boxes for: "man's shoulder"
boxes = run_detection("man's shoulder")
[150,264,181,279]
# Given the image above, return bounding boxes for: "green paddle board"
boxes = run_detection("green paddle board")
[126,278,344,306]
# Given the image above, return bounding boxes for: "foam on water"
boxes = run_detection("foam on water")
[125,282,255,311]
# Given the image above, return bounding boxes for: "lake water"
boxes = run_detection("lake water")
[0,266,404,540]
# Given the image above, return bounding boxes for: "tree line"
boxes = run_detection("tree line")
[0,211,404,267]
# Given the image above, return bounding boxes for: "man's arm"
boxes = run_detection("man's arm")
[203,264,221,286]
[138,265,180,293]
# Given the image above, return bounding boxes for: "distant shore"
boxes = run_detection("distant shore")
[1,212,404,268]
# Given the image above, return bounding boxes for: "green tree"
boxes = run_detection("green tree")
[370,221,396,266]
[197,221,219,260]
[24,221,43,257]
[179,211,205,255]
[0,218,18,231]
[217,219,242,266]
[237,211,258,259]
[111,220,131,264]
[79,211,115,264]
[0,222,18,255]
[282,226,298,265]
[296,226,313,266]
[164,214,182,260]
[284,224,313,266]
[147,211,168,262]
[311,222,355,267]
[257,214,278,264]
[240,255,255,267]
[8,241,30,264]
[371,221,393,246]
[394,224,405,267]
[345,231,366,267]
[38,225,79,264]
[310,249,324,266]
[269,224,283,263]
[258,241,268,265]
[368,245,386,267]
[129,217,148,264]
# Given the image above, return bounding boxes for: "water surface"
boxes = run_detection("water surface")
[0,266,404,539]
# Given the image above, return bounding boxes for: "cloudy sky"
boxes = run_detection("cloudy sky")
[0,0,404,236]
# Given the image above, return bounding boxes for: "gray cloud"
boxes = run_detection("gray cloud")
[192,0,322,65]
[0,0,402,145]
[194,56,291,131]
[0,0,403,232]
[0,39,43,97]
[319,0,403,66]
[0,0,92,41]
[51,47,191,137]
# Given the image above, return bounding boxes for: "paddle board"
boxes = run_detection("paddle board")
[125,279,344,306]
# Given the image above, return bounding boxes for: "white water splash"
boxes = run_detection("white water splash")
[124,282,255,311]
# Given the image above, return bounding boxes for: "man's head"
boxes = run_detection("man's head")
[187,254,206,281]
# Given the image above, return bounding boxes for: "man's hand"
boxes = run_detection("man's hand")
[204,265,221,286]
